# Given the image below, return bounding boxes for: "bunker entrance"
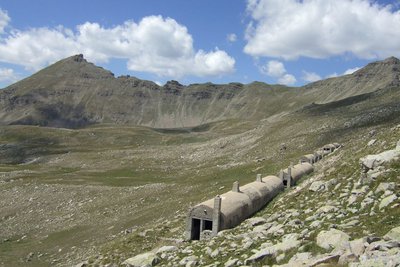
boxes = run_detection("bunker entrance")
[191,218,201,240]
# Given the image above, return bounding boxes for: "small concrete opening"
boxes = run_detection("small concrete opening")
[204,220,213,231]
[191,218,201,240]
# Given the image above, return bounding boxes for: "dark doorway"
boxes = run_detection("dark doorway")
[191,218,201,240]
[204,220,212,231]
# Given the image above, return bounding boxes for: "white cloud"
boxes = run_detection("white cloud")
[278,74,296,85]
[260,60,296,85]
[245,0,400,60]
[0,67,18,83]
[0,14,235,78]
[326,66,361,78]
[326,72,338,78]
[0,9,10,34]
[227,33,237,42]
[302,71,321,83]
[261,60,286,77]
[343,67,361,75]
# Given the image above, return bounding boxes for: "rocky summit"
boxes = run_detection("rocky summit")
[0,55,399,267]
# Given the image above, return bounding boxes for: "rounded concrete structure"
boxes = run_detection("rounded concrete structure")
[300,154,316,164]
[323,144,336,154]
[282,162,314,187]
[314,151,323,162]
[187,175,283,240]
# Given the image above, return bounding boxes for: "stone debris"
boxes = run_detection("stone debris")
[79,136,399,267]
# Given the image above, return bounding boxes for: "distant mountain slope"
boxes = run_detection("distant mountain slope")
[0,54,399,128]
[304,56,400,103]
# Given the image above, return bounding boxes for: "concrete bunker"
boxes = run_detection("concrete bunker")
[333,143,341,149]
[314,151,323,162]
[280,162,314,188]
[300,154,316,164]
[186,175,283,240]
[323,144,336,155]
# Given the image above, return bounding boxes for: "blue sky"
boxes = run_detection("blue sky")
[0,0,399,88]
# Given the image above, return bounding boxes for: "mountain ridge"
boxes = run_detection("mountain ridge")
[0,55,399,128]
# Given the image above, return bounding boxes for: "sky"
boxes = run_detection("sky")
[0,0,400,88]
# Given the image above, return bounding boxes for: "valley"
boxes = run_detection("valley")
[0,55,399,266]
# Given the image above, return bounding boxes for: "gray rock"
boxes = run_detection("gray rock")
[179,256,198,266]
[366,236,381,243]
[246,217,267,226]
[367,168,385,180]
[74,261,88,267]
[156,246,178,254]
[349,249,400,267]
[244,248,273,264]
[338,252,359,265]
[309,181,326,192]
[265,224,284,236]
[210,248,219,258]
[316,229,350,251]
[350,238,366,256]
[367,139,377,146]
[123,252,160,267]
[379,194,397,209]
[252,224,270,233]
[375,182,396,194]
[341,219,360,228]
[317,205,338,214]
[365,240,400,252]
[384,226,400,242]
[276,253,286,263]
[224,258,239,267]
[359,146,400,170]
[310,253,341,266]
[310,220,322,228]
[288,252,312,262]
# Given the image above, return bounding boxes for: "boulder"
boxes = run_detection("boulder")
[316,229,350,251]
[384,226,400,242]
[123,252,159,267]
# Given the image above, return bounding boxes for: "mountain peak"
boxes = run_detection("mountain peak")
[382,56,400,64]
[70,54,86,63]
